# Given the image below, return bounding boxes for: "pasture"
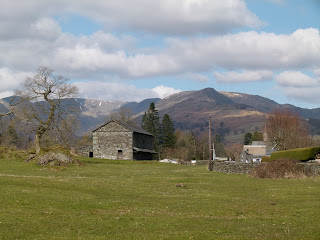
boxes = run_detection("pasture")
[0,156,319,239]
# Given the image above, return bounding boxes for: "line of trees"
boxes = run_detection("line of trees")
[243,131,264,145]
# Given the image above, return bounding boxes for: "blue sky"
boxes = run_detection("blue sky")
[0,0,319,108]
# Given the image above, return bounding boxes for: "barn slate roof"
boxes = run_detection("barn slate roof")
[133,147,157,154]
[92,120,153,136]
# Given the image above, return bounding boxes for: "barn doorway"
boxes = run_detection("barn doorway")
[89,152,93,158]
[117,150,123,160]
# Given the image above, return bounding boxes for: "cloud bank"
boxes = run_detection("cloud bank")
[0,0,263,36]
[0,0,319,106]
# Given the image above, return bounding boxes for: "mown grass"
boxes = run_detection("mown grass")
[0,156,319,239]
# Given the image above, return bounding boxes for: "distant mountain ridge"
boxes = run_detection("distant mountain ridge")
[1,88,320,142]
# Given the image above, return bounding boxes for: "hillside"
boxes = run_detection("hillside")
[133,88,320,142]
[220,91,280,113]
[121,98,161,114]
[149,88,268,142]
[1,88,320,142]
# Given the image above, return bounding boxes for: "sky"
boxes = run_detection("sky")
[0,0,320,108]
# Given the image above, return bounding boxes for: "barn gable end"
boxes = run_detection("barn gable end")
[93,121,133,160]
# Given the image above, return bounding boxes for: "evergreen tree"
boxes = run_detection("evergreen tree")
[161,114,176,148]
[243,132,252,145]
[251,131,264,142]
[141,102,161,150]
[214,134,225,157]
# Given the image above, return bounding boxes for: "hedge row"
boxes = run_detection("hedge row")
[270,147,320,161]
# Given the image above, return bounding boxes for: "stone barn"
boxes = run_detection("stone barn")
[92,120,157,160]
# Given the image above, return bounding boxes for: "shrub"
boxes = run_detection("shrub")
[261,156,271,162]
[250,159,306,179]
[271,147,320,161]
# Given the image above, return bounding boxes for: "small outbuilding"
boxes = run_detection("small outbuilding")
[92,120,157,160]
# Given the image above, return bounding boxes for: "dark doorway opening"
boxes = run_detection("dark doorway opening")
[89,152,93,158]
[117,150,123,160]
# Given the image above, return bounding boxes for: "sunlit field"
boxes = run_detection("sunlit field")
[0,157,319,239]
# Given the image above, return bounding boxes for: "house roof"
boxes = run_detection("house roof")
[92,120,153,136]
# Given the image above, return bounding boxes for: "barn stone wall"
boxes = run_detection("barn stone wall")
[74,145,93,157]
[93,122,133,160]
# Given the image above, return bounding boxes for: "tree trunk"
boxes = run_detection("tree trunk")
[35,133,41,154]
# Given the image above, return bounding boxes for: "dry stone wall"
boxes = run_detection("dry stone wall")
[205,161,320,176]
[212,161,260,174]
[74,145,93,157]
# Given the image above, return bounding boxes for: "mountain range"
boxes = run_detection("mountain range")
[1,88,320,143]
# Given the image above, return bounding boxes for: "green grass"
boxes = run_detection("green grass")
[0,156,319,240]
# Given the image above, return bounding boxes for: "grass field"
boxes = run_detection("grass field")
[0,156,319,239]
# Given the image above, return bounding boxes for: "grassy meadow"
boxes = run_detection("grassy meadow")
[0,156,319,239]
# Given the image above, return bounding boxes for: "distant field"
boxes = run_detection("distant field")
[0,157,319,239]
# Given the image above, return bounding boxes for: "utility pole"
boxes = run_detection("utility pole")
[208,115,213,171]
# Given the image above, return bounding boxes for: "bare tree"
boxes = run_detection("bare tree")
[15,67,78,153]
[0,96,20,118]
[40,115,80,149]
[106,107,136,125]
[225,143,243,161]
[265,109,312,151]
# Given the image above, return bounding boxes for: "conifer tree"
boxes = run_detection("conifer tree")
[243,132,252,145]
[141,102,161,150]
[251,131,264,142]
[161,113,176,148]
[214,134,225,157]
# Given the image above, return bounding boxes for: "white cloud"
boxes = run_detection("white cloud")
[2,27,319,80]
[74,81,181,102]
[214,70,273,83]
[165,28,320,72]
[278,86,320,106]
[152,85,182,98]
[0,91,15,99]
[0,68,31,97]
[314,69,320,77]
[0,0,263,37]
[276,71,319,87]
[275,71,320,105]
[30,18,62,40]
